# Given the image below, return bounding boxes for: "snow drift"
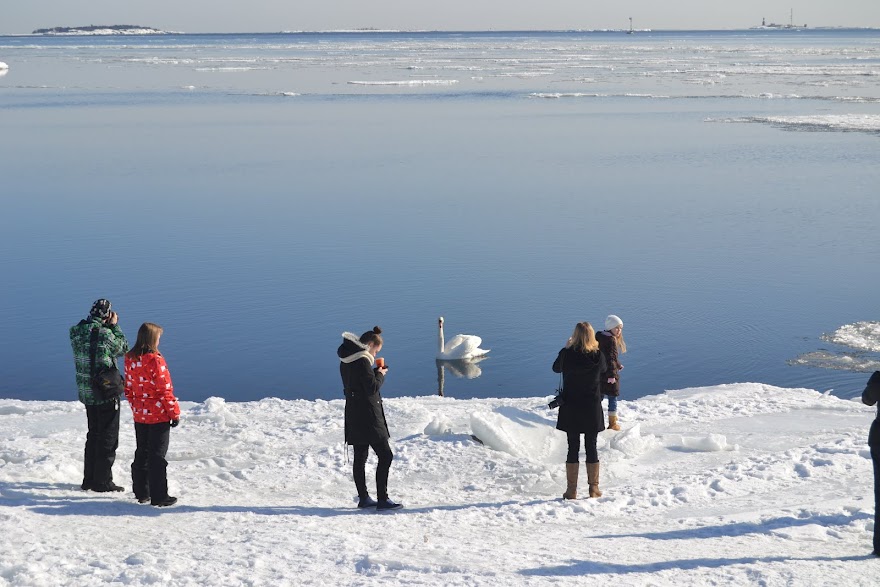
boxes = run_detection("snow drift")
[0,383,877,586]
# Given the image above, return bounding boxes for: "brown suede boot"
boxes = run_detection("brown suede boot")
[586,462,602,498]
[563,462,579,500]
[608,412,621,431]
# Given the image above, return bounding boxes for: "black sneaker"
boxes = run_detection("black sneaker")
[92,482,125,493]
[376,498,403,511]
[357,496,378,509]
[152,496,177,507]
[80,482,91,491]
[136,497,151,504]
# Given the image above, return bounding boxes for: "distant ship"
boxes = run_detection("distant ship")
[751,10,807,29]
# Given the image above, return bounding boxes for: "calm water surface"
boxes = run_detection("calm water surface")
[1,30,879,402]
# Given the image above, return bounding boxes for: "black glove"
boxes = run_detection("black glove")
[170,419,179,428]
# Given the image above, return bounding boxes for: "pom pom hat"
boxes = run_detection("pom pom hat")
[605,315,623,331]
[90,299,112,320]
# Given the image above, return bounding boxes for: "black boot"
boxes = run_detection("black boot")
[152,496,177,507]
[357,495,378,509]
[376,498,403,511]
[92,482,124,493]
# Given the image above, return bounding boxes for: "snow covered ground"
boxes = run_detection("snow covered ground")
[1,383,878,586]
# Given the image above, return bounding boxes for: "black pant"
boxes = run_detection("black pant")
[872,444,879,554]
[83,399,120,488]
[566,430,599,464]
[353,439,394,500]
[131,421,171,503]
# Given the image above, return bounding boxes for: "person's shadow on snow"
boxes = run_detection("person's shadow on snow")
[520,554,871,576]
[4,482,535,518]
[28,500,533,518]
[520,511,876,575]
[588,511,874,541]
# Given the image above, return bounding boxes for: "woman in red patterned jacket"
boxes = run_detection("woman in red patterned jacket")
[124,323,180,507]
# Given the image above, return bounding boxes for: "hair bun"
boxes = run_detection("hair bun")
[372,326,383,334]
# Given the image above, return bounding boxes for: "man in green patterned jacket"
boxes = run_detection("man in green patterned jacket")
[70,299,130,492]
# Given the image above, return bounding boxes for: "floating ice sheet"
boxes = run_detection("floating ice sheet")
[788,322,880,373]
[719,114,880,134]
[822,321,880,352]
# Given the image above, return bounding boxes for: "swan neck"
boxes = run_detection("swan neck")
[438,321,445,353]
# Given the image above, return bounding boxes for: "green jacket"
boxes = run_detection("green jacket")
[70,317,130,405]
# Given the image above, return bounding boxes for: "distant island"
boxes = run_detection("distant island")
[32,25,172,35]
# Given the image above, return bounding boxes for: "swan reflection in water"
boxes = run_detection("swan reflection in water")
[436,356,488,396]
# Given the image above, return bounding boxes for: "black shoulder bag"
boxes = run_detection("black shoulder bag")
[548,351,565,409]
[89,327,125,400]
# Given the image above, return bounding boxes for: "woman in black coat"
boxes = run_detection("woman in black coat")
[338,326,401,510]
[862,371,880,556]
[553,321,607,500]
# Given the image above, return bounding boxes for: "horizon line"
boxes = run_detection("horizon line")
[5,25,880,37]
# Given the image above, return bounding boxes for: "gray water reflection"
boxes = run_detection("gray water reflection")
[436,357,488,396]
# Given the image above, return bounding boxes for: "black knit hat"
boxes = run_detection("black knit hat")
[89,299,112,320]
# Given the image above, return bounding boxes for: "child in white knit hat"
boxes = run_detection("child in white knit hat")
[597,315,627,431]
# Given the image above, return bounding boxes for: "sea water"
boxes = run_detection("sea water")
[1,30,878,402]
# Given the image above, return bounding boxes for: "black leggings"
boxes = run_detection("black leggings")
[353,439,394,500]
[566,431,599,464]
[872,444,879,554]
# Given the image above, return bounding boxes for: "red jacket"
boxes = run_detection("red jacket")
[124,352,181,424]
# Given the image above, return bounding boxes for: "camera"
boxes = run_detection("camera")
[548,393,564,409]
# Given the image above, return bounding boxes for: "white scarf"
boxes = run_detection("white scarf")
[339,331,375,366]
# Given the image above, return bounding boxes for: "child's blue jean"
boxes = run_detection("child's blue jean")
[605,395,618,413]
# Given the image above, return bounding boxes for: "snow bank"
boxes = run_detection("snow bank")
[1,384,878,586]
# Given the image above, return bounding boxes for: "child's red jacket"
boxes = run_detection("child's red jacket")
[124,352,181,424]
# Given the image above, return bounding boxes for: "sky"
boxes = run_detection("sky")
[2,0,880,34]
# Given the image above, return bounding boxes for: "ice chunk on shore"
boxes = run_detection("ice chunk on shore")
[609,423,659,456]
[423,415,454,436]
[469,407,559,461]
[677,433,736,452]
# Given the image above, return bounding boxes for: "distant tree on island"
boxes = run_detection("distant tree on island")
[32,24,167,35]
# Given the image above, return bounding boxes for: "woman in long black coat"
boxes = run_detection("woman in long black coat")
[338,326,401,510]
[862,370,880,556]
[553,321,607,500]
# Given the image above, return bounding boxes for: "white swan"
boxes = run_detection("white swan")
[437,317,489,360]
[0,62,8,70]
